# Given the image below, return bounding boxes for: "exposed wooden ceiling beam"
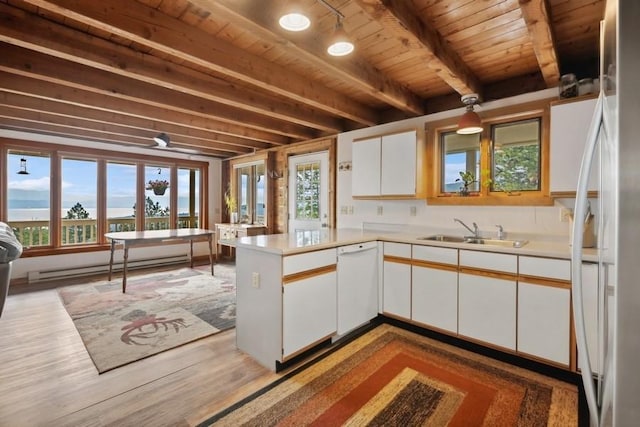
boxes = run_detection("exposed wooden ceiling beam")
[0,119,234,157]
[22,0,380,126]
[0,44,317,141]
[518,0,561,87]
[354,0,482,97]
[191,0,425,116]
[0,73,291,147]
[0,3,344,134]
[0,91,273,152]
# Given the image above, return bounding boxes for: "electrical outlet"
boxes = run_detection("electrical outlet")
[377,206,383,215]
[340,205,348,214]
[410,206,417,216]
[347,205,354,215]
[251,272,260,288]
[560,207,573,222]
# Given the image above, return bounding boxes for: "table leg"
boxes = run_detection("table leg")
[208,234,214,276]
[108,240,115,281]
[122,246,129,293]
[190,239,194,268]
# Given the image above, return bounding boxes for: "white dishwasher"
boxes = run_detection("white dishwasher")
[337,241,379,335]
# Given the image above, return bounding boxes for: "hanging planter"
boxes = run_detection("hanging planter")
[146,179,169,196]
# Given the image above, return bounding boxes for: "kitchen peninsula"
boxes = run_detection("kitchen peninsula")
[234,228,598,372]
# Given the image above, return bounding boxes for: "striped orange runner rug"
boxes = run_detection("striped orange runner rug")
[201,324,578,426]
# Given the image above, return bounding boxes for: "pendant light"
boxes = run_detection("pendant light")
[327,16,354,57]
[456,94,483,135]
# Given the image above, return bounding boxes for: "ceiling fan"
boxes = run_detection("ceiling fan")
[150,132,201,155]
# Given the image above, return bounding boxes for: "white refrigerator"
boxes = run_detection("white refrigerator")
[571,1,640,425]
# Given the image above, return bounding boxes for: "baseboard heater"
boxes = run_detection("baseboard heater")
[27,254,189,283]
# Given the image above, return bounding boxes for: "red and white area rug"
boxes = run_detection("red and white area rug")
[58,263,235,373]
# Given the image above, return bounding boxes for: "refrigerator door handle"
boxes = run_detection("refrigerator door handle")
[571,92,604,426]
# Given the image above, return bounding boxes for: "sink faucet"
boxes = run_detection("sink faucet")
[495,224,505,240]
[454,218,479,238]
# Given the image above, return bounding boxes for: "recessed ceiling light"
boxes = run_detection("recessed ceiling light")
[279,13,311,32]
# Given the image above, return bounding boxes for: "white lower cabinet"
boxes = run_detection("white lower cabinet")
[458,250,517,350]
[282,249,337,359]
[517,256,571,366]
[382,242,411,319]
[282,271,337,358]
[411,246,458,333]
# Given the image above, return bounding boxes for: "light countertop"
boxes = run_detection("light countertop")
[233,227,599,262]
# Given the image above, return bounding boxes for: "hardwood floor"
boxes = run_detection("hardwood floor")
[0,269,281,426]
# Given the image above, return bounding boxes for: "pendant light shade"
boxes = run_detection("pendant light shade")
[153,132,170,147]
[456,94,483,134]
[327,18,354,56]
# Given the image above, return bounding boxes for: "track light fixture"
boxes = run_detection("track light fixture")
[278,0,354,56]
[456,94,483,135]
[153,132,170,147]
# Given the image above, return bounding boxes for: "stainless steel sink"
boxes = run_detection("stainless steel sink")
[464,237,529,248]
[416,234,466,243]
[417,234,528,248]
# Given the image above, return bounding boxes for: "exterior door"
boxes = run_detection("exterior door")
[288,152,329,233]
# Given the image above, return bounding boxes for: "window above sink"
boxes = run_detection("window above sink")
[425,98,553,206]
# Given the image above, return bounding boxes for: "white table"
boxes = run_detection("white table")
[105,229,215,293]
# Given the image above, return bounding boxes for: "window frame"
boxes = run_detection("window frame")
[1,138,208,256]
[230,153,268,226]
[426,99,553,206]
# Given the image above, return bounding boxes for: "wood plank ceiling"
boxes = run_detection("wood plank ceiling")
[0,0,604,158]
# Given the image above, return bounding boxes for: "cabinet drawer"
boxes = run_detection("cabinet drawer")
[412,245,457,265]
[283,248,336,276]
[519,256,570,281]
[459,250,517,273]
[384,242,411,258]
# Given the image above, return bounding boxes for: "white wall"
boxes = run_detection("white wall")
[336,88,576,239]
[1,130,222,280]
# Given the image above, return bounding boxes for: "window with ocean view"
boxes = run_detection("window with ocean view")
[107,162,137,233]
[144,165,171,230]
[178,168,200,229]
[7,151,51,247]
[62,157,98,245]
[2,141,208,252]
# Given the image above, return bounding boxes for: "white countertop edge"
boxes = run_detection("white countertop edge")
[232,228,598,262]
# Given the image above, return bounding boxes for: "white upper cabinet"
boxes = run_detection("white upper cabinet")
[352,136,381,197]
[352,130,425,199]
[550,96,599,194]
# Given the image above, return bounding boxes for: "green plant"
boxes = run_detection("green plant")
[455,171,477,196]
[145,179,169,192]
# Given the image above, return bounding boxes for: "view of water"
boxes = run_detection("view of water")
[8,208,136,221]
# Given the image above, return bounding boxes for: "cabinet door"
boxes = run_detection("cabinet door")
[383,259,411,319]
[352,137,381,196]
[550,97,599,193]
[412,266,458,333]
[380,130,417,196]
[459,273,516,350]
[382,242,411,319]
[517,281,571,365]
[282,271,337,359]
